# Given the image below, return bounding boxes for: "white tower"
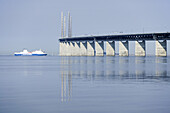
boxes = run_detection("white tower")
[64,16,66,37]
[61,12,64,38]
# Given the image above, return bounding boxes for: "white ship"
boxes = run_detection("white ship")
[14,49,47,56]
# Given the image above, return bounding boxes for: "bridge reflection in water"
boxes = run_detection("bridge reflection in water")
[60,56,170,101]
[60,57,72,102]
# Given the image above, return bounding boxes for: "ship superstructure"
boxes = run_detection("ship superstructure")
[14,49,47,56]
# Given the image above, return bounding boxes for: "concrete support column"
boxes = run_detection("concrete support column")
[59,42,63,56]
[69,42,74,56]
[95,41,104,56]
[87,41,95,56]
[106,41,115,56]
[135,40,146,56]
[73,42,80,56]
[119,41,129,56]
[62,42,67,56]
[80,41,87,56]
[156,40,167,56]
[66,42,71,56]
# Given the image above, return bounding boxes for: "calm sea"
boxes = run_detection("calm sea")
[0,56,170,113]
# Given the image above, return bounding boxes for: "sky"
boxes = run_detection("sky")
[0,0,170,55]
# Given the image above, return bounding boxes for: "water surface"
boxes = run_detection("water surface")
[0,56,170,113]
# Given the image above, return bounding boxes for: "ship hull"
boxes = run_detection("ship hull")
[14,54,47,56]
[32,54,47,56]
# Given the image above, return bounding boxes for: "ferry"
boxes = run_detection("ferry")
[14,49,47,56]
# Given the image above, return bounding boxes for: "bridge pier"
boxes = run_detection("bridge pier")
[155,40,167,56]
[119,41,129,56]
[106,41,115,56]
[73,42,80,56]
[80,41,87,56]
[59,42,64,56]
[63,42,67,56]
[70,42,75,56]
[66,42,71,56]
[135,40,146,56]
[87,41,95,56]
[60,42,67,56]
[95,41,104,56]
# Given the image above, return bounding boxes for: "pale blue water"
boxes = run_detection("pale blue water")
[0,56,170,113]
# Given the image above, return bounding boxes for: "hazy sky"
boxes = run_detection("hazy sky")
[0,0,170,55]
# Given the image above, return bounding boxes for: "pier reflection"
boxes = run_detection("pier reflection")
[155,57,168,78]
[60,57,72,102]
[60,71,72,102]
[60,56,170,101]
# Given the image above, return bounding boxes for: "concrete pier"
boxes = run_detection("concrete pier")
[155,40,167,56]
[106,41,115,56]
[119,41,129,56]
[135,40,146,56]
[66,42,71,56]
[95,41,104,56]
[87,41,95,56]
[60,42,67,56]
[69,42,74,56]
[59,42,64,56]
[80,42,87,56]
[73,42,80,56]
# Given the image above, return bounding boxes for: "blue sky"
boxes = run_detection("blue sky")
[0,0,170,55]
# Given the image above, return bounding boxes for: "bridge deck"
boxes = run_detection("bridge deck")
[59,32,170,42]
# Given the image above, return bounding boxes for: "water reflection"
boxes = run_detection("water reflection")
[61,57,169,78]
[155,57,168,77]
[60,57,72,102]
[156,57,167,63]
[135,70,145,79]
[60,56,170,101]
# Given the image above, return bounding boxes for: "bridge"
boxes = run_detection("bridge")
[59,32,170,56]
[58,12,170,56]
